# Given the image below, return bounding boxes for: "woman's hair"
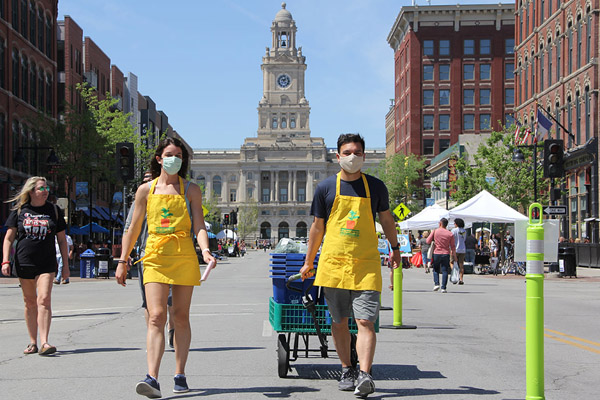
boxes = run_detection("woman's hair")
[6,176,47,211]
[454,218,465,228]
[149,137,189,179]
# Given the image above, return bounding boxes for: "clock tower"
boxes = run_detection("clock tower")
[257,3,310,139]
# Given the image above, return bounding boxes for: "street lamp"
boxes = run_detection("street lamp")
[512,144,539,203]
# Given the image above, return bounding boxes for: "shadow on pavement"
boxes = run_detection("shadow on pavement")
[53,312,123,318]
[374,386,501,398]
[292,363,444,381]
[57,347,141,355]
[188,346,265,352]
[159,386,319,399]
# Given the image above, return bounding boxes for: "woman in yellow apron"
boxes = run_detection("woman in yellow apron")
[117,138,216,399]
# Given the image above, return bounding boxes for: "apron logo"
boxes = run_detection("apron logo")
[341,210,360,237]
[156,207,175,234]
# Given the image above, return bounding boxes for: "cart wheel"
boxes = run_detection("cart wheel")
[350,333,358,369]
[277,334,290,378]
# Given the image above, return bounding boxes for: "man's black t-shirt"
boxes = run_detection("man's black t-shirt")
[310,173,390,225]
[465,235,478,250]
[5,202,66,267]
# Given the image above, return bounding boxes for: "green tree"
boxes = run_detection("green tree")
[200,187,221,231]
[370,153,428,218]
[237,199,259,241]
[450,127,549,212]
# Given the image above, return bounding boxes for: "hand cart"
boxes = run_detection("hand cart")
[269,274,358,378]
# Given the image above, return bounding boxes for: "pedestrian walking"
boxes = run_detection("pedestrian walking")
[54,233,73,284]
[1,176,70,355]
[451,218,466,284]
[300,133,400,398]
[464,232,477,265]
[418,231,431,273]
[116,138,216,398]
[426,218,456,293]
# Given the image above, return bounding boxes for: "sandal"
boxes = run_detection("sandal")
[38,343,56,356]
[24,343,38,354]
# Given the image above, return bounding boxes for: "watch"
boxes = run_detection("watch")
[277,74,291,88]
[391,245,400,251]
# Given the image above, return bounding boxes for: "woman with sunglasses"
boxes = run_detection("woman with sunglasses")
[2,176,70,355]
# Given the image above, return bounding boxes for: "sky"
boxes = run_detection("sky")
[58,0,507,150]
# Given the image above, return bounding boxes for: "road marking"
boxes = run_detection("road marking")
[544,328,600,354]
[262,320,273,337]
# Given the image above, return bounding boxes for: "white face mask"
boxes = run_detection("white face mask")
[162,156,182,175]
[338,153,364,174]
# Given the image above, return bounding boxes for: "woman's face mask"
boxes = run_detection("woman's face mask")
[162,156,182,175]
[338,153,364,174]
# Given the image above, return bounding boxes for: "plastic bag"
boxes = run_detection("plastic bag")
[450,261,460,284]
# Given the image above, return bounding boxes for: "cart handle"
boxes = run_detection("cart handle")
[286,273,315,295]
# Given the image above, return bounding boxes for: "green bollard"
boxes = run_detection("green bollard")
[526,203,545,400]
[381,264,416,330]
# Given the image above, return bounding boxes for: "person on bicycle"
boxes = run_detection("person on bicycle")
[300,134,400,398]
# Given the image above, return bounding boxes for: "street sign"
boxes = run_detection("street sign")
[202,205,209,216]
[543,206,567,216]
[393,203,411,221]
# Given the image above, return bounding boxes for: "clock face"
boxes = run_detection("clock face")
[277,74,291,88]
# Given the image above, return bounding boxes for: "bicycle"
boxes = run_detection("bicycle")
[501,247,526,276]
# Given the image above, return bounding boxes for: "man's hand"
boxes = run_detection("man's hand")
[390,250,401,269]
[300,263,315,281]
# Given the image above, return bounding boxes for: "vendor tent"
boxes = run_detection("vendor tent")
[448,190,528,224]
[216,229,237,240]
[399,204,449,230]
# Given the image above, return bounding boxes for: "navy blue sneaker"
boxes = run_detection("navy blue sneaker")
[136,374,161,398]
[173,374,189,393]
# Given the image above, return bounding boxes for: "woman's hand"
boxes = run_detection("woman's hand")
[202,251,216,267]
[1,262,10,277]
[115,261,128,287]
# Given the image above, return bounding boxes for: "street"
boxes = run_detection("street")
[1,250,599,400]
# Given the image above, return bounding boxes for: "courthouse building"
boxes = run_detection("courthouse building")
[191,4,385,241]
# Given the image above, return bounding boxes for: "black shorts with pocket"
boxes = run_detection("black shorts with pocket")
[15,262,57,280]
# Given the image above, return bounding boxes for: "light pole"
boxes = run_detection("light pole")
[512,144,539,203]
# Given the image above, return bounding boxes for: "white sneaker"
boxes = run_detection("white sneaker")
[441,289,447,293]
[433,285,440,291]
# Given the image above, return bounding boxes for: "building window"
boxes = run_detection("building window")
[423,65,434,80]
[11,0,17,28]
[480,64,491,80]
[423,139,434,155]
[587,15,592,62]
[0,41,4,89]
[439,139,450,153]
[247,187,254,199]
[464,39,475,55]
[20,0,25,36]
[540,52,545,90]
[439,40,450,56]
[29,1,34,43]
[505,114,515,126]
[297,187,305,202]
[279,187,288,202]
[439,114,450,130]
[557,37,561,79]
[212,176,222,197]
[29,62,35,106]
[21,57,27,102]
[45,15,51,57]
[439,64,450,80]
[463,114,475,130]
[463,89,474,105]
[281,117,287,128]
[278,222,289,240]
[296,222,307,238]
[262,188,270,203]
[505,88,514,104]
[290,115,296,128]
[585,89,590,141]
[480,39,491,55]
[480,114,491,130]
[505,38,515,54]
[196,175,205,190]
[229,174,237,182]
[423,90,434,106]
[480,89,491,105]
[11,48,18,96]
[314,172,319,180]
[260,222,271,239]
[229,189,237,202]
[463,64,474,80]
[423,40,434,56]
[524,64,528,99]
[541,0,545,21]
[568,30,573,74]
[0,114,4,167]
[575,92,581,144]
[439,90,450,106]
[548,47,552,84]
[577,20,582,69]
[505,62,514,80]
[423,115,434,130]
[272,116,277,129]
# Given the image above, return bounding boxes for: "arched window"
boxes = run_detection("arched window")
[213,175,222,197]
[575,90,581,144]
[29,61,35,105]
[278,222,289,240]
[272,116,277,129]
[196,175,205,190]
[296,222,307,238]
[260,222,271,239]
[45,14,51,57]
[29,1,35,43]
[11,48,18,96]
[0,40,5,89]
[290,115,296,128]
[21,55,27,102]
[281,117,287,128]
[585,87,591,141]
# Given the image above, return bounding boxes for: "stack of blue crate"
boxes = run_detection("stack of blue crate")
[270,253,320,304]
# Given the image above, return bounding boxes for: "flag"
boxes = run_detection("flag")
[513,120,522,144]
[535,109,553,141]
[519,127,531,145]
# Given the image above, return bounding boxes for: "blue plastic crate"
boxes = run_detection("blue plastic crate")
[272,277,318,304]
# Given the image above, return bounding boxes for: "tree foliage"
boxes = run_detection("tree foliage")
[450,127,549,212]
[237,199,259,240]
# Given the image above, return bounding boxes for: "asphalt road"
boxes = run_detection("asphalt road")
[1,250,599,400]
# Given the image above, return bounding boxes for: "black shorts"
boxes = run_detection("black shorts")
[16,262,57,280]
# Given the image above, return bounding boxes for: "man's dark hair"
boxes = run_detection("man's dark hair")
[337,133,365,153]
[440,218,448,228]
[454,218,464,228]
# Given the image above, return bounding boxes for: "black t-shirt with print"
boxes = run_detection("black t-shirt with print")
[5,202,66,268]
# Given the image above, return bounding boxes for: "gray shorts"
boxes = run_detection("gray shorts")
[323,287,380,323]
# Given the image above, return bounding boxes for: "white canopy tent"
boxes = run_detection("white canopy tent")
[216,229,238,240]
[448,190,528,224]
[399,204,449,230]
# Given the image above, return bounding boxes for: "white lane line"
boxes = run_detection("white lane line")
[262,320,273,337]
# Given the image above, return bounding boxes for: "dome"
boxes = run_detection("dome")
[274,2,292,22]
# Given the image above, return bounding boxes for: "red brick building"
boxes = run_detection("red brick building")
[83,36,110,100]
[0,0,58,223]
[387,4,515,160]
[57,15,83,114]
[514,0,599,241]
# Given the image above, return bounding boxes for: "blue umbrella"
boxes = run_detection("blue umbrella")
[79,222,110,234]
[68,226,83,235]
[207,231,216,239]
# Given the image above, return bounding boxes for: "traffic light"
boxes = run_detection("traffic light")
[543,139,564,178]
[223,213,230,225]
[230,210,237,225]
[116,142,135,181]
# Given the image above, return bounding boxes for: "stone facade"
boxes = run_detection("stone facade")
[191,4,385,241]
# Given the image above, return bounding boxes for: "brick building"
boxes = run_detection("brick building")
[514,0,599,241]
[0,0,58,223]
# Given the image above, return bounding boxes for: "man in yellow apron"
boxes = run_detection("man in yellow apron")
[300,134,400,398]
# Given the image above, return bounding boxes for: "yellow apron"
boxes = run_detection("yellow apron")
[314,173,382,292]
[141,177,200,286]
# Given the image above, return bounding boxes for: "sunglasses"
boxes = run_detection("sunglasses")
[36,186,50,192]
